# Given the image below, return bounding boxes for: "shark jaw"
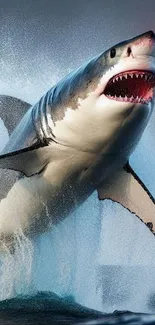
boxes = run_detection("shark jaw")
[103,70,155,105]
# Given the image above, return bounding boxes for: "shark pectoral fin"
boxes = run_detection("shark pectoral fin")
[0,96,31,135]
[97,162,155,234]
[0,142,51,177]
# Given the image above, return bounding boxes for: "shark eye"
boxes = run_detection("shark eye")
[110,48,116,58]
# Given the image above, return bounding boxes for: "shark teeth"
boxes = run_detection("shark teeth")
[112,72,155,83]
[111,71,155,84]
[115,72,155,81]
[106,94,150,104]
[104,70,155,104]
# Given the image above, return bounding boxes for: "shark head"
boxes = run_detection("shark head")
[94,30,155,156]
[96,30,155,110]
[52,31,155,159]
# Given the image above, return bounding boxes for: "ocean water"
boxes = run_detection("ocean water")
[1,292,155,325]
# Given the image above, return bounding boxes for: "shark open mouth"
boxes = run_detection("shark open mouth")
[104,70,155,104]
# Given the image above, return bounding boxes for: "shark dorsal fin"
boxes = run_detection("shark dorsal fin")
[0,95,31,135]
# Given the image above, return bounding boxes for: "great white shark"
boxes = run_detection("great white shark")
[0,30,155,251]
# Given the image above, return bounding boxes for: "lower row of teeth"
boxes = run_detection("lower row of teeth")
[107,94,151,103]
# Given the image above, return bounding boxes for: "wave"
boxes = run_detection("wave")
[0,291,102,324]
[0,291,155,325]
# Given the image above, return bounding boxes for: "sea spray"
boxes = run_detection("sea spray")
[0,228,33,300]
[32,191,102,311]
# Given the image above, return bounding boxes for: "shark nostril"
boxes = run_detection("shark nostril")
[127,47,132,57]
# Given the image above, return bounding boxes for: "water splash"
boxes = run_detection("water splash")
[0,123,33,301]
[0,229,34,301]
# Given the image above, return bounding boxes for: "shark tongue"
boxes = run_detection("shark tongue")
[104,70,155,103]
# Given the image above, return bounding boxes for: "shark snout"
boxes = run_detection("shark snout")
[123,31,155,58]
[133,30,155,47]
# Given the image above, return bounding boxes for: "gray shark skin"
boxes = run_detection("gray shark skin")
[0,30,155,251]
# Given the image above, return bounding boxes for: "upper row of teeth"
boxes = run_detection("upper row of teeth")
[113,74,155,82]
